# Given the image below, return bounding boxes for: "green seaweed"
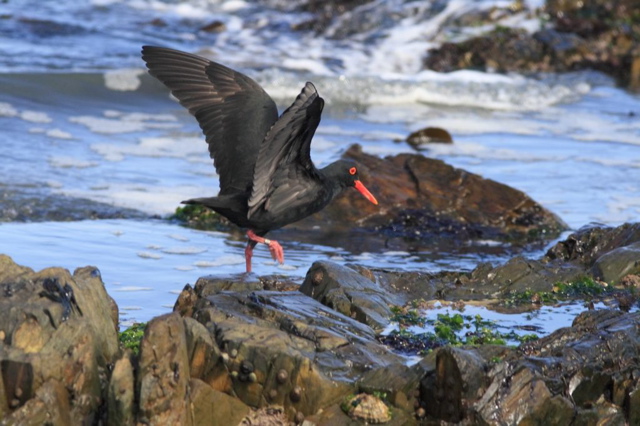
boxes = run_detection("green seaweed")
[170,204,233,231]
[505,276,613,307]
[118,322,146,355]
[390,305,425,327]
[384,311,540,354]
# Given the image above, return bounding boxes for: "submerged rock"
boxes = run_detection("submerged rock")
[406,127,453,147]
[0,186,148,223]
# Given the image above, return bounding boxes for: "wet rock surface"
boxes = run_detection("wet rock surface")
[425,0,640,90]
[288,145,567,247]
[0,186,149,222]
[0,255,119,424]
[2,222,640,425]
[300,261,401,331]
[417,310,640,424]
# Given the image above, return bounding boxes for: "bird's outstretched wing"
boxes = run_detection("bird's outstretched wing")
[142,46,279,195]
[247,82,324,218]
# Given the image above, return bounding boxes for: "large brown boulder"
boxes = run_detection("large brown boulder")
[0,255,120,424]
[290,145,566,244]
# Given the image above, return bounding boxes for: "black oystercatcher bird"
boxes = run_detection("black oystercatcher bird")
[141,46,378,272]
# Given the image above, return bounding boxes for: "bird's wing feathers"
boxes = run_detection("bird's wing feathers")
[141,46,279,195]
[248,82,324,218]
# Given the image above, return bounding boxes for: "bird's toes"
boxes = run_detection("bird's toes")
[269,241,285,264]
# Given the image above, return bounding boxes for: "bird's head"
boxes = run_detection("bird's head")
[325,160,378,205]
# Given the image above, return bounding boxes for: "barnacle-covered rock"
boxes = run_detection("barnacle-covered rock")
[344,393,391,424]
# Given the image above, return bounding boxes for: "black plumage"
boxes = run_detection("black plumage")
[142,46,377,272]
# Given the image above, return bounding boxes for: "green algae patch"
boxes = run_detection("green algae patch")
[170,204,235,231]
[118,322,146,355]
[381,310,540,355]
[505,276,620,307]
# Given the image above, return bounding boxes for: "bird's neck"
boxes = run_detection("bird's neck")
[319,164,348,200]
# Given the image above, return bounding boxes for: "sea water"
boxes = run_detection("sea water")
[1,0,639,327]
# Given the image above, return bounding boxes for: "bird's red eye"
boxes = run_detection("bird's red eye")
[349,167,357,175]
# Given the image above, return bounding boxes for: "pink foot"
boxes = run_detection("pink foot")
[267,240,284,264]
[246,230,285,265]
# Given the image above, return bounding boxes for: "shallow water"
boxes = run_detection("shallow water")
[1,1,639,331]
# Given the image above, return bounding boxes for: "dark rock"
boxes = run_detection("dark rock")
[290,0,374,34]
[239,406,288,425]
[358,362,427,412]
[300,261,399,331]
[107,353,135,426]
[137,313,191,425]
[183,317,222,382]
[545,223,640,266]
[574,396,627,425]
[359,222,640,304]
[421,346,510,422]
[424,0,640,89]
[200,20,226,33]
[186,289,405,415]
[290,145,566,246]
[194,275,266,298]
[469,310,640,424]
[412,310,640,425]
[189,378,251,426]
[620,274,640,289]
[406,127,453,147]
[174,283,198,317]
[1,379,72,425]
[0,255,119,424]
[629,382,640,424]
[0,186,148,223]
[591,242,640,284]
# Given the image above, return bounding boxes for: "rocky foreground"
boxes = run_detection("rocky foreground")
[0,221,639,425]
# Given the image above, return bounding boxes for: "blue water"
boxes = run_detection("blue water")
[1,0,639,326]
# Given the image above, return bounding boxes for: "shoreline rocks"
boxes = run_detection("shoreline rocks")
[424,0,640,90]
[1,221,640,424]
[283,145,567,248]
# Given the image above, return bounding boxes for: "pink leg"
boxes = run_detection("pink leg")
[246,230,285,265]
[244,243,254,273]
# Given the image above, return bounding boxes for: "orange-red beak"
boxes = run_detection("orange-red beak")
[354,180,378,205]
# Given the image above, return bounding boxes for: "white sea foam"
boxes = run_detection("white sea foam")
[46,180,63,189]
[137,251,163,259]
[104,68,145,91]
[175,265,196,271]
[46,129,74,139]
[70,116,148,133]
[278,264,297,271]
[167,234,190,242]
[21,110,52,123]
[383,251,410,256]
[121,306,143,311]
[91,136,204,161]
[162,246,208,255]
[193,255,245,267]
[48,156,97,169]
[0,102,18,117]
[57,183,207,215]
[113,286,153,292]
